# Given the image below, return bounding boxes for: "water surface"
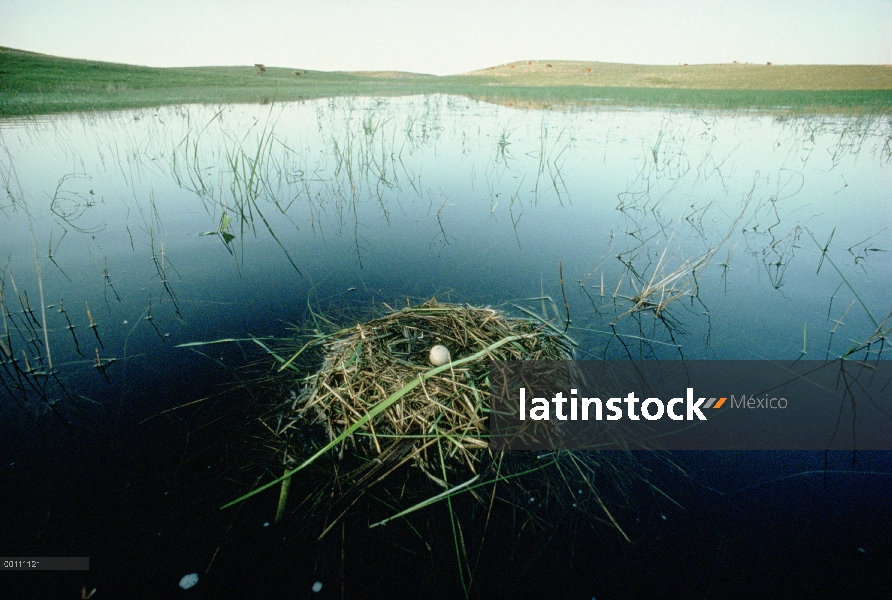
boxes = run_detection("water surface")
[1,97,890,597]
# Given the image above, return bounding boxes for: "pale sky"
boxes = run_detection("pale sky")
[2,0,890,75]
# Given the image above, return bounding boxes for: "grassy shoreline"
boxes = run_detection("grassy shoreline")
[2,46,891,117]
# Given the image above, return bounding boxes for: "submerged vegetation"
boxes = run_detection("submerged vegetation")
[2,46,892,117]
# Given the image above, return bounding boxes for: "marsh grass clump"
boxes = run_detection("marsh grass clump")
[293,299,571,484]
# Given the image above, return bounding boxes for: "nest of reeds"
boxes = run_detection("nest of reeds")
[293,299,572,484]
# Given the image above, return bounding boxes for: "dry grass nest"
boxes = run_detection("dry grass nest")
[292,299,572,484]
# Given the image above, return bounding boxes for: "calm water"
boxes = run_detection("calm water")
[1,96,890,597]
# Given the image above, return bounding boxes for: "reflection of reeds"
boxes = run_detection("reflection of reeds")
[164,99,450,271]
[222,106,305,275]
[611,215,737,323]
[149,237,181,316]
[808,227,891,360]
[0,269,74,420]
[85,301,103,348]
[532,119,571,205]
[25,209,53,374]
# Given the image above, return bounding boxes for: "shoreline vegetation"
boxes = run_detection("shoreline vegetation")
[2,46,891,117]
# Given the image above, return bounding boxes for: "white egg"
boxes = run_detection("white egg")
[429,344,451,366]
[178,573,199,590]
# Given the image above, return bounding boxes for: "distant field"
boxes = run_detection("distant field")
[466,60,892,91]
[2,46,890,117]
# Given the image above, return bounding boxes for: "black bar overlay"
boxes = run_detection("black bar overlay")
[489,360,892,451]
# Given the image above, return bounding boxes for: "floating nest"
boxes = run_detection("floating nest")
[291,299,573,484]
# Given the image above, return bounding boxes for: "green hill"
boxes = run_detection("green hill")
[2,46,890,117]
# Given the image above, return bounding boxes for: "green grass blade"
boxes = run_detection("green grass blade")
[175,336,279,348]
[368,476,480,530]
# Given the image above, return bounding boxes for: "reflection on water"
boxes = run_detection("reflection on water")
[1,97,890,596]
